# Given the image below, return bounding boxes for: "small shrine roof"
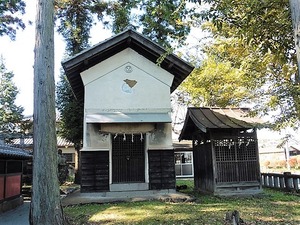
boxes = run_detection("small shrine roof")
[179,107,264,141]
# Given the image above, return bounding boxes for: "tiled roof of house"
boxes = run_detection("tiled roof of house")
[0,144,32,159]
[12,136,73,147]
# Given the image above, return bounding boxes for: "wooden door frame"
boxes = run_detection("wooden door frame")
[108,133,149,191]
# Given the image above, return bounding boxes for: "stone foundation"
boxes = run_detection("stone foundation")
[0,196,23,213]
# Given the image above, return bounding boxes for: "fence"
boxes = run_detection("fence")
[261,172,300,192]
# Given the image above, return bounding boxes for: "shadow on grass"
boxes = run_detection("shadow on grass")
[64,181,300,225]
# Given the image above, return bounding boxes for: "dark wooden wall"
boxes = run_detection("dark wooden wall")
[81,151,109,192]
[193,142,215,193]
[148,150,175,190]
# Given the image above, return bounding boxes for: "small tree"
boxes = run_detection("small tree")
[0,57,24,137]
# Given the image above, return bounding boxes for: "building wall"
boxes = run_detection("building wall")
[79,48,175,192]
[81,48,173,111]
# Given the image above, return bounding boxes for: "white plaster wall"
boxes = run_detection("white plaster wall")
[85,123,110,150]
[81,48,174,112]
[148,123,173,149]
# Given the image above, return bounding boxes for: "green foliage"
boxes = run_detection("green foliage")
[202,0,294,62]
[0,0,26,40]
[91,0,191,47]
[140,0,191,48]
[56,73,83,149]
[182,0,300,129]
[0,57,24,135]
[55,0,94,54]
[92,0,138,34]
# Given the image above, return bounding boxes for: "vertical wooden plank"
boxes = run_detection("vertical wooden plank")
[148,150,175,190]
[210,134,217,194]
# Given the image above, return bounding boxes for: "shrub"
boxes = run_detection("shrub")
[276,160,286,168]
[263,160,270,168]
[288,157,297,168]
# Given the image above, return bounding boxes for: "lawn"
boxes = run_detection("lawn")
[64,180,300,225]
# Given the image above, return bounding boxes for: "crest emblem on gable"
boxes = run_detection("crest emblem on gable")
[122,79,137,93]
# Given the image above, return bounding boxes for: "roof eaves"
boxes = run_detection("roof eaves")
[0,145,32,159]
[189,109,207,133]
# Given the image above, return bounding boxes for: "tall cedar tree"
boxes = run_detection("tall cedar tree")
[30,0,66,224]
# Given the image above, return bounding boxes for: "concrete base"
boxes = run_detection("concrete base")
[214,182,263,197]
[0,196,23,213]
[100,189,175,198]
[62,189,194,206]
[110,183,149,192]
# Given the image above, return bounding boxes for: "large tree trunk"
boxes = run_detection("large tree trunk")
[30,0,66,224]
[290,0,300,83]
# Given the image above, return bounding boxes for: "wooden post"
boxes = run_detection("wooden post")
[279,176,285,189]
[270,175,274,188]
[289,0,300,82]
[264,175,269,187]
[293,178,299,191]
[274,176,279,189]
[284,172,292,191]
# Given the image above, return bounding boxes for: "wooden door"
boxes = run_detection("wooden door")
[112,134,145,183]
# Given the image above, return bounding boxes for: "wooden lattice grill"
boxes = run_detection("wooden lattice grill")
[214,138,259,183]
[112,134,145,183]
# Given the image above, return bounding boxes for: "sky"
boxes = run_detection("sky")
[0,0,112,116]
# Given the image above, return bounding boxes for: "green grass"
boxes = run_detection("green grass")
[64,180,300,225]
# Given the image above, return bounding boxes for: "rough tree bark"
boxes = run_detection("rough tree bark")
[30,0,66,224]
[290,0,300,82]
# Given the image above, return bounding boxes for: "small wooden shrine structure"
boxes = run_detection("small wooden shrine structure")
[179,107,262,196]
[62,27,194,193]
[0,144,32,212]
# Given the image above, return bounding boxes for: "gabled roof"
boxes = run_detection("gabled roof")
[62,27,194,102]
[179,107,264,141]
[0,144,32,159]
